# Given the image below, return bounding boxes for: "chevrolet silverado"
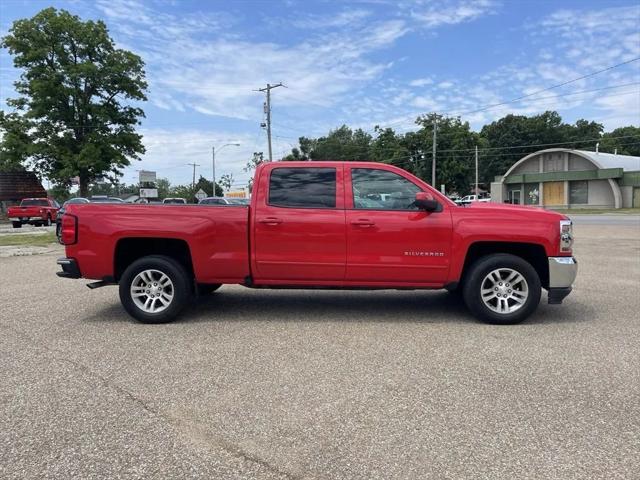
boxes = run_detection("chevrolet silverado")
[57,161,577,324]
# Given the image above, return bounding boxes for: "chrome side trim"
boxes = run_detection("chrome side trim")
[548,257,577,288]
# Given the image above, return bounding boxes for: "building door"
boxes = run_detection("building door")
[633,188,640,208]
[509,189,521,205]
[544,181,564,206]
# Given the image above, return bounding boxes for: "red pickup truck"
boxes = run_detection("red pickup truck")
[57,161,577,325]
[8,198,60,228]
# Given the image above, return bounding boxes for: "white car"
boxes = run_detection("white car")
[458,194,491,204]
[162,198,187,204]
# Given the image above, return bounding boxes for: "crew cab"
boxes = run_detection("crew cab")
[57,162,577,325]
[8,198,59,228]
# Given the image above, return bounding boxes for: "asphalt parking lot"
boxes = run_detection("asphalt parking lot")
[1,218,639,479]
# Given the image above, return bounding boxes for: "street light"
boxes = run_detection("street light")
[212,142,240,197]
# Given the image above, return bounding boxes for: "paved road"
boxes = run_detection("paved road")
[568,214,640,226]
[1,223,639,479]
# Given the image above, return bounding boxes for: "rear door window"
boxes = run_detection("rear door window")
[269,168,336,208]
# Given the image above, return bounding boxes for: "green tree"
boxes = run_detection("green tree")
[219,173,234,192]
[244,152,265,193]
[600,126,640,156]
[0,7,147,197]
[480,111,568,183]
[156,178,171,199]
[285,125,373,161]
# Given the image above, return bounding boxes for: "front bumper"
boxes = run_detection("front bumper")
[547,256,577,304]
[56,257,81,279]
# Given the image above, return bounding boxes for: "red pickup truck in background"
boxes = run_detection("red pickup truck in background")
[8,198,60,228]
[57,161,577,325]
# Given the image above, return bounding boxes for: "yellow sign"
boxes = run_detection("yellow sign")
[226,190,247,198]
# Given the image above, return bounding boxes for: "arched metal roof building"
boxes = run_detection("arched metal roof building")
[490,148,640,209]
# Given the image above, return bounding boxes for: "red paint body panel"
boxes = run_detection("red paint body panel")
[63,162,569,288]
[64,204,250,282]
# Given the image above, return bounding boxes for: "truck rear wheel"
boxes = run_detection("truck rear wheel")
[12,221,21,229]
[119,255,192,324]
[462,254,541,325]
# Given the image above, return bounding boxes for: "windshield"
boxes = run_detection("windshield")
[20,199,48,207]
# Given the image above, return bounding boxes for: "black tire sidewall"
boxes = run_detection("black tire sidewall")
[119,255,192,323]
[463,254,541,325]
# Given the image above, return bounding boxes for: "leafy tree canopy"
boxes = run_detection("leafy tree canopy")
[0,7,147,196]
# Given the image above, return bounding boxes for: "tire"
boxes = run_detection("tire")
[45,215,52,226]
[119,255,192,324]
[197,283,222,295]
[12,221,22,229]
[462,254,541,325]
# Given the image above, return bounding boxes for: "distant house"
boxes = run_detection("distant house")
[0,171,47,213]
[491,148,640,209]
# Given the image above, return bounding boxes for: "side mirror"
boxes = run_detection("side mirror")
[415,192,439,212]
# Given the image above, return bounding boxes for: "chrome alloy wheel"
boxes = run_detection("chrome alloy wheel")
[130,269,174,314]
[480,268,529,314]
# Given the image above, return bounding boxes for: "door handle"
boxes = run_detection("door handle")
[259,217,283,225]
[351,219,375,227]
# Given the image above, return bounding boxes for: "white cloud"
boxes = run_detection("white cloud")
[291,9,372,29]
[411,0,498,28]
[95,0,406,122]
[122,129,259,187]
[409,77,433,87]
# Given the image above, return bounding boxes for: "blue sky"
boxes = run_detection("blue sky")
[1,0,639,188]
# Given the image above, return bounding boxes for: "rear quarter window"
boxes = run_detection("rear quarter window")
[268,168,336,208]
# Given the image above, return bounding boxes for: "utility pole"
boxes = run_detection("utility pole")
[256,82,284,162]
[187,162,200,190]
[475,145,479,196]
[431,116,437,186]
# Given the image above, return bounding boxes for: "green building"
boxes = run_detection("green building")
[491,148,640,209]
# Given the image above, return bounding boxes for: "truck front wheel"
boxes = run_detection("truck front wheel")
[462,254,541,325]
[119,255,192,324]
[12,221,22,229]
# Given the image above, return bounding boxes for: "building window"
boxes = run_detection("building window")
[544,153,564,172]
[524,183,540,205]
[268,168,337,208]
[569,180,588,204]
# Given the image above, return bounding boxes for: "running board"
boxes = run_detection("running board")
[86,280,113,289]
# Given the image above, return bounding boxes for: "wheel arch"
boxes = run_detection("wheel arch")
[460,241,549,288]
[114,237,194,282]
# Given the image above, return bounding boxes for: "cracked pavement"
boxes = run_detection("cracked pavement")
[1,219,639,479]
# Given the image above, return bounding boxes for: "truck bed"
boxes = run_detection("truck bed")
[64,203,251,283]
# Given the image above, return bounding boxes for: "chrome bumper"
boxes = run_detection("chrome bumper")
[8,216,42,221]
[548,256,578,288]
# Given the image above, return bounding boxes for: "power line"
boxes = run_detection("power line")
[377,58,640,132]
[453,56,640,116]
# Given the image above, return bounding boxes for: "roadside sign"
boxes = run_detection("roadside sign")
[195,189,207,201]
[139,188,158,198]
[226,190,247,198]
[139,170,157,183]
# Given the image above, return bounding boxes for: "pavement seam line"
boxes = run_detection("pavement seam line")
[0,322,301,480]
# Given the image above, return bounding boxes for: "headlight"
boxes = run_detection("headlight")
[560,219,573,252]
